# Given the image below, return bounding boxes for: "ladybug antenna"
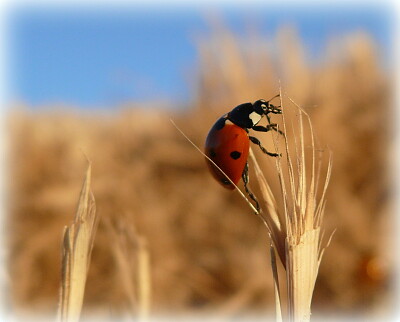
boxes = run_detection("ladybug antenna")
[267,94,282,114]
[266,93,280,102]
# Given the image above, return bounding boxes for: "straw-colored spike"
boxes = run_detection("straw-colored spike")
[286,228,321,322]
[137,237,151,322]
[280,95,332,322]
[250,91,332,322]
[270,243,282,322]
[59,164,98,322]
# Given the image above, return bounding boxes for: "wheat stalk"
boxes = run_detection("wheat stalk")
[104,215,151,321]
[58,163,98,322]
[137,236,151,321]
[249,92,333,322]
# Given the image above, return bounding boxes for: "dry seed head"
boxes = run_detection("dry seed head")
[250,92,333,322]
[250,93,332,264]
[59,164,98,322]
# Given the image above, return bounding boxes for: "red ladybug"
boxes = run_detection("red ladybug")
[204,97,283,211]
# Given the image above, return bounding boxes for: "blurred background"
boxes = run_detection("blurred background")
[5,2,396,321]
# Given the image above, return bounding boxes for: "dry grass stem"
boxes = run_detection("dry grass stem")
[105,216,151,321]
[270,244,283,322]
[249,148,286,267]
[137,237,151,321]
[250,93,333,322]
[58,163,98,322]
[280,99,332,322]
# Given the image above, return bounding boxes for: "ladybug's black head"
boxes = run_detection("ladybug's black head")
[227,96,282,129]
[253,98,282,116]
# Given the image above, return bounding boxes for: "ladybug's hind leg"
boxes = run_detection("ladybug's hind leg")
[249,136,281,157]
[242,162,260,214]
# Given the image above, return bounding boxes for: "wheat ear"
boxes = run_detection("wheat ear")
[58,163,98,322]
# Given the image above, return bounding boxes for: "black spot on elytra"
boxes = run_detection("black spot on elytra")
[215,117,226,130]
[230,151,241,160]
[220,178,231,185]
[209,149,217,158]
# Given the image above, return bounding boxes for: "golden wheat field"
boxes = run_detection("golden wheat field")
[6,26,394,321]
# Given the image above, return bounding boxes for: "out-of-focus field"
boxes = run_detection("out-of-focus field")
[7,28,394,320]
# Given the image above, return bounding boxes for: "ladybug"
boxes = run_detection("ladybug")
[204,96,283,212]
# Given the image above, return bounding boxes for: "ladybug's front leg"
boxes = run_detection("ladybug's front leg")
[253,124,285,137]
[249,136,280,157]
[242,162,260,214]
[266,104,282,115]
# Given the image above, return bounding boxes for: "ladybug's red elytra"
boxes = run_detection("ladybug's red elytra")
[204,96,283,212]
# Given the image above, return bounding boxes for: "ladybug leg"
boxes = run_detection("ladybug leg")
[270,106,282,114]
[265,111,282,126]
[249,136,280,157]
[265,104,282,116]
[242,162,260,213]
[252,124,285,137]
